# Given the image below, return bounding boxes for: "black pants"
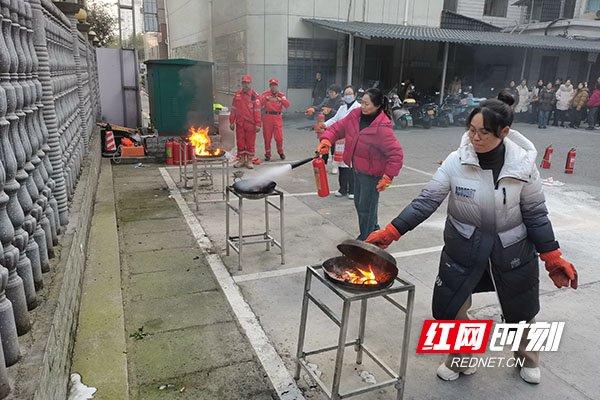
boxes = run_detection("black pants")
[555,109,568,126]
[354,171,381,241]
[338,167,354,195]
[570,108,585,127]
[587,107,598,129]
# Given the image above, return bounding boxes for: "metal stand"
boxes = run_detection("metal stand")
[295,265,415,400]
[225,186,285,271]
[178,141,229,209]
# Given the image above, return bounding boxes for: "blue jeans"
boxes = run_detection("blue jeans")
[353,171,381,240]
[538,110,550,127]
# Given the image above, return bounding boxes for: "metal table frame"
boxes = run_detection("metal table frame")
[178,140,229,209]
[295,264,415,400]
[225,186,285,271]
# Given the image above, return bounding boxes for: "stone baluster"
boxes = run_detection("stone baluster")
[0,330,10,397]
[27,0,57,254]
[8,0,37,308]
[0,0,31,331]
[32,0,68,227]
[0,5,21,366]
[19,1,49,275]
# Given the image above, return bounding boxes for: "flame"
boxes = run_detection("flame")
[187,126,220,156]
[341,265,379,285]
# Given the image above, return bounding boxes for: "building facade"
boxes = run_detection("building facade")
[165,0,443,111]
[143,0,169,60]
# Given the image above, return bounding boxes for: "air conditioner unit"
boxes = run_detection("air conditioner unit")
[596,10,600,20]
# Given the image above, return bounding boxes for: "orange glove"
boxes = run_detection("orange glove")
[322,107,332,115]
[314,121,326,135]
[305,107,316,117]
[376,175,392,192]
[539,249,578,289]
[365,224,401,249]
[316,139,331,155]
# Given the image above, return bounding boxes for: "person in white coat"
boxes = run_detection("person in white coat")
[324,85,361,198]
[515,79,530,121]
[555,80,575,127]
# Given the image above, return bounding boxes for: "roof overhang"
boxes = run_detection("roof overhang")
[303,18,600,53]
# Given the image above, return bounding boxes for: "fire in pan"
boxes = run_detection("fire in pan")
[323,240,398,292]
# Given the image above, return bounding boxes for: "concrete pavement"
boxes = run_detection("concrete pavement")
[161,117,599,400]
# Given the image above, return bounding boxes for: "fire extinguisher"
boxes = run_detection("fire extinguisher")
[312,155,330,197]
[333,139,344,163]
[187,141,195,162]
[540,144,553,169]
[165,139,174,165]
[172,139,181,165]
[565,148,576,174]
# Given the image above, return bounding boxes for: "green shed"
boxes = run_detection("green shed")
[144,59,214,136]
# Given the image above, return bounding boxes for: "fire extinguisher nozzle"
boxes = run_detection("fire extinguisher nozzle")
[289,157,314,170]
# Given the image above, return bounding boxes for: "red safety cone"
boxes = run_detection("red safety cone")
[540,144,553,169]
[565,148,576,174]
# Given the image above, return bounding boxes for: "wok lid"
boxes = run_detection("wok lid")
[337,239,397,269]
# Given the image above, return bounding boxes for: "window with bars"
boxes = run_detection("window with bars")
[143,0,157,14]
[443,0,458,12]
[144,13,158,32]
[483,0,508,17]
[287,38,337,89]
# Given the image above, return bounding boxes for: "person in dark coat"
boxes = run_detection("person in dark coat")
[312,72,327,105]
[366,98,577,385]
[537,82,555,129]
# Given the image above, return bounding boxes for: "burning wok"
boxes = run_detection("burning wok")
[232,179,276,199]
[323,240,398,292]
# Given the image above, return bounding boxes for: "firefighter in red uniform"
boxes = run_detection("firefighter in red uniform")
[260,78,290,161]
[229,75,262,169]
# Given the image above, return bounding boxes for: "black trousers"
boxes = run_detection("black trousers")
[338,167,354,195]
[570,108,585,127]
[555,109,568,126]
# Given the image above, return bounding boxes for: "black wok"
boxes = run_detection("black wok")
[232,179,276,199]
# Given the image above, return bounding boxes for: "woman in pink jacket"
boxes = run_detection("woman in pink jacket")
[316,88,404,240]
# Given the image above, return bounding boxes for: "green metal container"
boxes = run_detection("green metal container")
[144,58,214,136]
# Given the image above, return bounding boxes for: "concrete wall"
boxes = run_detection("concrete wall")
[165,0,211,59]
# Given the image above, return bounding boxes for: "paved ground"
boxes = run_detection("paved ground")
[161,117,600,400]
[73,161,277,399]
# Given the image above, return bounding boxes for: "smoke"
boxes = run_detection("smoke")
[252,164,292,184]
[178,64,214,132]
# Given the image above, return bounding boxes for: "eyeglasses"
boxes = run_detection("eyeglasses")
[468,125,492,136]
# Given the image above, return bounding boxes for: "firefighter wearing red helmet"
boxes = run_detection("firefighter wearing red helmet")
[230,74,261,169]
[260,78,290,161]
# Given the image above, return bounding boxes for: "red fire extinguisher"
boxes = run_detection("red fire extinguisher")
[333,139,344,163]
[187,141,195,162]
[172,139,181,165]
[165,139,174,165]
[565,148,576,174]
[313,155,330,197]
[540,144,553,169]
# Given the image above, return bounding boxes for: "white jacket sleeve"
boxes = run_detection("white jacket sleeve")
[325,105,346,128]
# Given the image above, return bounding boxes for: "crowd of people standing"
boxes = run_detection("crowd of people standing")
[505,77,600,130]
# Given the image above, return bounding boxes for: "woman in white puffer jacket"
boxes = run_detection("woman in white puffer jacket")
[555,80,575,127]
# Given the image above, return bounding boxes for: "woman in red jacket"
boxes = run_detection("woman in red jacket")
[316,88,404,240]
[586,82,600,130]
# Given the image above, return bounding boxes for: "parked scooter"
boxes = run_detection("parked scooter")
[390,94,413,129]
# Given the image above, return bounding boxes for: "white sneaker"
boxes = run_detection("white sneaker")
[519,367,541,384]
[436,363,476,381]
[334,191,344,197]
[348,194,354,199]
[331,165,339,174]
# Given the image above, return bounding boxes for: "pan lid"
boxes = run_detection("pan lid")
[337,239,396,268]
